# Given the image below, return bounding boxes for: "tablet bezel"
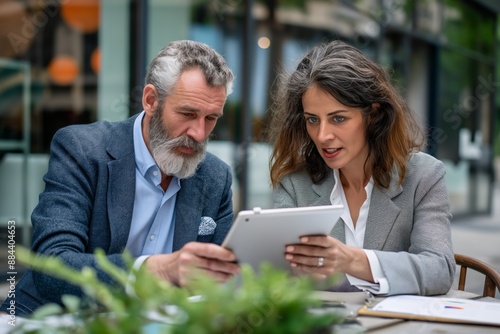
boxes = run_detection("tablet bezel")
[221,205,343,272]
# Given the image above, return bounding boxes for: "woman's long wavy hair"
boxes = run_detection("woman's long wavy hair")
[268,40,425,189]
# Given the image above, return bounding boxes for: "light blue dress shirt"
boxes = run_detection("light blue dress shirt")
[125,111,181,257]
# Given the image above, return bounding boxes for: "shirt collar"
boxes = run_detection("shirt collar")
[133,111,158,178]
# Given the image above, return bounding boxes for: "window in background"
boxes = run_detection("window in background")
[415,0,442,36]
[0,0,99,154]
[443,0,495,55]
[0,1,100,251]
[436,0,496,216]
[437,49,494,215]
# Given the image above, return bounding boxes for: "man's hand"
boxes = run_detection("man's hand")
[145,242,240,286]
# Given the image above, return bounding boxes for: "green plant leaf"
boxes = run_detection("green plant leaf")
[31,303,64,320]
[61,295,81,313]
[16,247,344,333]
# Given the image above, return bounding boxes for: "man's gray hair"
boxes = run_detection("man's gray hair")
[145,40,234,106]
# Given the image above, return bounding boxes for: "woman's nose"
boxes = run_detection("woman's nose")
[317,122,335,143]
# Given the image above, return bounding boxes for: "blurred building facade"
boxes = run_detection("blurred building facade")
[0,0,499,251]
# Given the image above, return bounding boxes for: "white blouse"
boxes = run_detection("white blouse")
[329,169,389,295]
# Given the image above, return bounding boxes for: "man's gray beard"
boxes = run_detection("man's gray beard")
[149,110,207,179]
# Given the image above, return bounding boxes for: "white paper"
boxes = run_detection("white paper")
[371,295,500,326]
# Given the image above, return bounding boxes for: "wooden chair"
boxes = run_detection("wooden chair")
[454,253,500,298]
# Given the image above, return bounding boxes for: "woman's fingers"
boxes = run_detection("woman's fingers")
[285,236,343,276]
[286,253,325,267]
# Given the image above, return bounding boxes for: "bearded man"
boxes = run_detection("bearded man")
[1,40,239,316]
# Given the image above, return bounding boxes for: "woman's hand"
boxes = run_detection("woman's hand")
[285,235,374,282]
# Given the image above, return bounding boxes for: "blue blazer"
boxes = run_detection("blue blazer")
[1,115,234,316]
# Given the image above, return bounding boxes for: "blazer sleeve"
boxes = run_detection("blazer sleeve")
[374,158,456,296]
[30,126,128,301]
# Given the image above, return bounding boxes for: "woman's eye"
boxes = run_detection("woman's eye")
[333,116,345,123]
[306,117,318,124]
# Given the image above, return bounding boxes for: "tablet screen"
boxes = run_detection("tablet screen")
[221,205,343,272]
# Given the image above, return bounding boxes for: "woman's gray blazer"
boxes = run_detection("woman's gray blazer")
[273,152,456,296]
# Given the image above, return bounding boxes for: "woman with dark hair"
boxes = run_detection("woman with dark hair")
[268,40,455,296]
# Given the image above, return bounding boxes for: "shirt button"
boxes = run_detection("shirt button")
[153,171,158,176]
[150,234,155,241]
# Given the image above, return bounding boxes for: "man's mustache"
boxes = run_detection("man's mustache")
[163,135,207,152]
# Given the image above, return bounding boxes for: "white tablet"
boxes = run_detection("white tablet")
[221,205,343,272]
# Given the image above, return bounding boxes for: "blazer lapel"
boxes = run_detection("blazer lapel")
[172,174,204,251]
[330,218,346,243]
[363,177,402,250]
[312,173,346,243]
[106,118,137,253]
[309,170,403,246]
[107,157,135,252]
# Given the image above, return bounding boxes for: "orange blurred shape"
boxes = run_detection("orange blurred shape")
[48,56,79,85]
[61,0,100,33]
[91,48,100,74]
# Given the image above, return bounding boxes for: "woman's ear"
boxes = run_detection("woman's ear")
[142,84,159,116]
